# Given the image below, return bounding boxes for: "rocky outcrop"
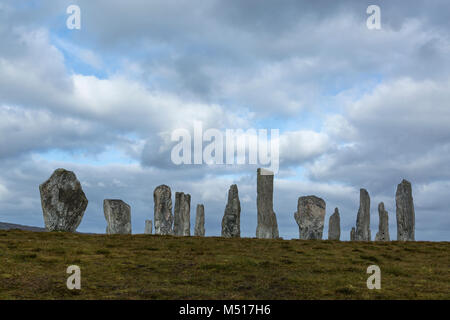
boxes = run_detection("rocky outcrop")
[256,168,279,238]
[355,188,371,241]
[375,202,390,241]
[396,179,415,241]
[153,185,173,235]
[221,185,241,238]
[328,207,341,240]
[194,204,205,236]
[294,195,326,240]
[350,227,356,241]
[144,220,152,234]
[173,192,191,236]
[104,199,131,234]
[39,168,88,232]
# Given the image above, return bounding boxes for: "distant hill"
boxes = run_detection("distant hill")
[0,222,47,232]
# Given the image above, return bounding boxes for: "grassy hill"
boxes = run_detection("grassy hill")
[0,229,448,299]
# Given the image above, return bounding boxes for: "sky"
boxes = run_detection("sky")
[0,0,449,240]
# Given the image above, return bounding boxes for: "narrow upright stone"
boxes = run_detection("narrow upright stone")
[39,168,88,232]
[355,188,371,241]
[294,195,326,240]
[153,185,173,235]
[375,202,390,241]
[194,204,205,236]
[256,168,279,239]
[350,227,356,241]
[145,220,153,234]
[396,179,415,241]
[221,185,241,238]
[173,192,191,236]
[328,207,341,240]
[104,199,131,234]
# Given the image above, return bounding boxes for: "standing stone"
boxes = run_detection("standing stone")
[221,185,241,238]
[104,199,131,234]
[144,220,153,234]
[173,192,191,236]
[153,185,173,235]
[39,168,88,232]
[328,207,341,240]
[396,179,415,241]
[256,168,279,239]
[194,204,205,236]
[294,195,326,240]
[350,227,356,241]
[375,202,390,241]
[355,188,371,241]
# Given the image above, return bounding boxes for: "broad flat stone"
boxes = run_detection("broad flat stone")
[221,185,241,238]
[145,219,152,234]
[256,168,279,239]
[153,185,173,235]
[355,188,371,241]
[194,204,205,236]
[104,199,131,234]
[39,168,88,232]
[173,192,191,236]
[375,202,390,241]
[328,207,341,240]
[294,195,326,240]
[396,179,415,241]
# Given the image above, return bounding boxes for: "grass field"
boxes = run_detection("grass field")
[0,229,448,299]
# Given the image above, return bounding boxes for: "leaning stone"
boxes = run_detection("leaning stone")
[355,188,371,241]
[294,195,326,240]
[153,185,173,235]
[328,207,341,240]
[144,220,153,234]
[104,199,131,234]
[173,192,191,236]
[256,168,279,238]
[39,168,88,232]
[396,179,415,241]
[375,202,390,241]
[194,204,205,236]
[221,185,241,238]
[350,227,356,241]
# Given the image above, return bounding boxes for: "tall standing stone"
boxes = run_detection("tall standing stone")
[145,220,153,234]
[153,185,173,235]
[355,188,371,241]
[221,185,241,238]
[328,207,341,240]
[375,202,390,241]
[39,168,88,232]
[256,168,279,239]
[350,227,356,241]
[294,195,326,240]
[104,199,131,234]
[396,179,415,241]
[173,192,191,236]
[194,204,205,236]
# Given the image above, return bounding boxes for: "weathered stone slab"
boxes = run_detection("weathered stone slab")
[328,207,341,240]
[350,227,356,241]
[194,204,205,236]
[39,168,88,232]
[104,199,131,234]
[294,195,326,240]
[256,168,279,239]
[153,185,173,235]
[375,202,390,241]
[145,219,153,234]
[221,185,241,238]
[355,188,371,241]
[174,192,191,236]
[396,179,415,241]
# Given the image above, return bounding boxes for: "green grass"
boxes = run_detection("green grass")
[0,229,448,299]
